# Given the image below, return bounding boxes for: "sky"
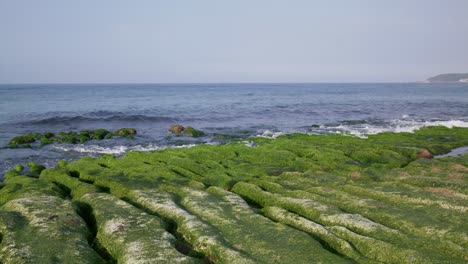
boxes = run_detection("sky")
[0,0,467,83]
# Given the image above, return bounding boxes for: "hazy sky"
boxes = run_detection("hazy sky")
[1,0,467,83]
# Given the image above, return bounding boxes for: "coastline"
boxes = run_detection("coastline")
[0,126,467,263]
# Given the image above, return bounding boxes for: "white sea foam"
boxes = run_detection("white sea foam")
[256,130,284,139]
[53,143,198,155]
[326,119,468,138]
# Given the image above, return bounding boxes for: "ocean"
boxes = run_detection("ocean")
[1,83,467,178]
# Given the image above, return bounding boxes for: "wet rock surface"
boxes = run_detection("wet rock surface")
[0,126,467,263]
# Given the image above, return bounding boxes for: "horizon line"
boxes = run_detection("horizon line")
[0,81,427,85]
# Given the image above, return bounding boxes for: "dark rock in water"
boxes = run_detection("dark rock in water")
[184,126,205,137]
[92,129,111,140]
[115,128,137,137]
[417,149,433,159]
[40,137,53,146]
[169,124,185,134]
[8,134,36,145]
[77,134,90,143]
[5,128,137,148]
[44,132,55,139]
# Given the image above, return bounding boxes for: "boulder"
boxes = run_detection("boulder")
[184,126,205,137]
[8,134,36,145]
[115,128,137,137]
[168,124,185,134]
[416,149,433,159]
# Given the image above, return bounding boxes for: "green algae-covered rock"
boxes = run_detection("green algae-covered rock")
[27,162,46,176]
[0,195,103,263]
[78,193,202,264]
[39,136,53,146]
[91,129,111,140]
[128,189,256,264]
[262,206,370,263]
[13,164,24,173]
[40,168,100,199]
[5,128,138,148]
[184,126,205,137]
[1,126,467,263]
[8,134,36,146]
[115,128,137,137]
[0,174,63,206]
[44,131,55,139]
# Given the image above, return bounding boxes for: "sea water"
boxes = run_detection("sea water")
[1,83,467,177]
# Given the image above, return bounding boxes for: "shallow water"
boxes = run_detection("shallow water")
[434,146,468,158]
[1,83,467,177]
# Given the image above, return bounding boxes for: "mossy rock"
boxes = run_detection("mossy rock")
[40,137,53,146]
[8,134,37,145]
[115,128,137,137]
[184,126,205,137]
[169,124,185,134]
[27,162,46,176]
[0,195,103,263]
[14,164,24,173]
[44,132,55,139]
[91,129,111,140]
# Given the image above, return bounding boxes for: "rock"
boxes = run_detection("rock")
[92,129,111,140]
[417,149,433,159]
[40,137,53,146]
[44,132,55,139]
[14,164,24,173]
[0,195,103,263]
[184,126,205,137]
[27,162,46,176]
[8,134,37,145]
[168,124,185,134]
[115,128,137,137]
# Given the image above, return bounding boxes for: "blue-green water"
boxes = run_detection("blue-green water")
[1,83,467,177]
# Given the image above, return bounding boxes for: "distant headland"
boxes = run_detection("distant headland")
[421,73,468,83]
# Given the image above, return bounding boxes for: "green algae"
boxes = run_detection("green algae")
[77,193,202,264]
[168,125,205,137]
[5,128,137,148]
[8,134,36,146]
[114,128,137,137]
[0,196,103,263]
[1,126,467,263]
[183,126,205,137]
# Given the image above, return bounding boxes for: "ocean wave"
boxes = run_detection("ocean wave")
[322,119,468,138]
[256,130,285,139]
[19,114,176,126]
[52,143,203,155]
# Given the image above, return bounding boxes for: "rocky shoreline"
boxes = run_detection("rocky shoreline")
[0,126,467,263]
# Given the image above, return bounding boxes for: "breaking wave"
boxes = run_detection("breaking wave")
[51,143,211,155]
[315,119,468,138]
